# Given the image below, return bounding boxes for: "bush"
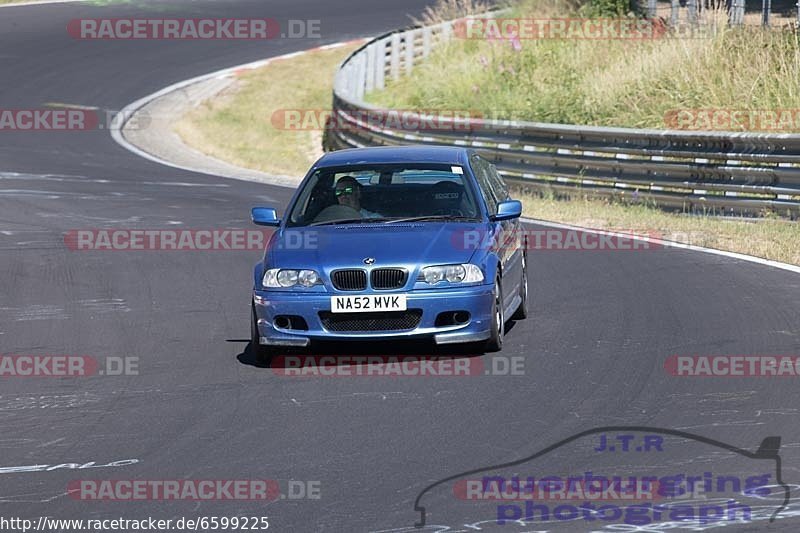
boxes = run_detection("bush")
[580,0,635,17]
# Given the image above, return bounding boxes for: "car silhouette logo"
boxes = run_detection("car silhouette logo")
[363,257,375,265]
[412,425,790,528]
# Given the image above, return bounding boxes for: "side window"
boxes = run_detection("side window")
[290,172,321,223]
[487,162,509,201]
[471,155,498,214]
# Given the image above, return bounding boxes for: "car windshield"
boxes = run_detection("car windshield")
[285,164,481,227]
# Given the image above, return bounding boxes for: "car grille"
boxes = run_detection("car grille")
[370,268,407,290]
[319,310,422,332]
[331,269,367,291]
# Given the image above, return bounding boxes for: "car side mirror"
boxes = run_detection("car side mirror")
[251,207,280,227]
[491,200,522,221]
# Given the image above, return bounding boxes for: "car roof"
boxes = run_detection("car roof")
[314,145,471,168]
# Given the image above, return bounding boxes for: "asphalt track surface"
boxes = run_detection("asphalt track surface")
[1,1,799,532]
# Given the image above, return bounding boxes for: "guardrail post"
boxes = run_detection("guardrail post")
[375,38,387,90]
[404,29,415,74]
[441,21,453,42]
[390,33,401,81]
[355,54,366,101]
[422,27,432,57]
[341,64,352,99]
[670,0,679,25]
[762,0,772,25]
[647,0,657,19]
[729,0,745,25]
[687,0,698,24]
[365,44,376,92]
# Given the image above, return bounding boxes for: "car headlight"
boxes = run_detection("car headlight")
[297,269,320,287]
[421,264,483,284]
[263,268,321,288]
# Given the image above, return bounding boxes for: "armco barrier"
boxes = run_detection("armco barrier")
[325,20,800,217]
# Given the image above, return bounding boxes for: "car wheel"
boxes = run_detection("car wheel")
[251,302,274,365]
[484,277,504,352]
[511,250,528,320]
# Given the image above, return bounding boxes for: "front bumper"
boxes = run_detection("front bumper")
[253,285,494,346]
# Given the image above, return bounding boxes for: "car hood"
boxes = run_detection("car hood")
[267,223,480,268]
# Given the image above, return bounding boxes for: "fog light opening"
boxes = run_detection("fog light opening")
[453,311,470,325]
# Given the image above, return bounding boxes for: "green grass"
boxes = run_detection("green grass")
[368,1,800,130]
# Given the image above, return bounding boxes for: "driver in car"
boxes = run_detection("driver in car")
[335,176,382,218]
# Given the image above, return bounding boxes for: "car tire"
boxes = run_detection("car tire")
[484,277,504,352]
[511,250,528,320]
[251,302,274,365]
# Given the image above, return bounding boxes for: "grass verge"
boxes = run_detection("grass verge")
[520,193,799,265]
[368,1,800,131]
[174,43,361,178]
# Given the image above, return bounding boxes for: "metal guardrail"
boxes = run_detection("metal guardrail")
[326,19,800,217]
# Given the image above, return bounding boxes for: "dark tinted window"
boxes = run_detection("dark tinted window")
[286,164,480,226]
[486,161,509,201]
[470,155,498,214]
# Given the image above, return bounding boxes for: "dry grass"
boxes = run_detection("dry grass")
[520,192,800,264]
[370,4,800,130]
[413,0,493,25]
[174,43,360,178]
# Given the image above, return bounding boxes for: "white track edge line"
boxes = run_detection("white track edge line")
[0,0,85,8]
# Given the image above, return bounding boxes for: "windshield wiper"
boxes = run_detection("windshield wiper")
[309,217,393,226]
[383,215,479,224]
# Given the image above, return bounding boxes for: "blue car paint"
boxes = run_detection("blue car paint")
[251,145,525,346]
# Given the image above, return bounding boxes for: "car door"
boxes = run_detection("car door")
[484,158,524,311]
[470,154,522,312]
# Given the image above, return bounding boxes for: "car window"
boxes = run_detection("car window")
[289,172,322,224]
[470,155,498,214]
[286,164,481,226]
[486,161,509,201]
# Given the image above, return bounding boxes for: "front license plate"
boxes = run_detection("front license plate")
[331,294,407,313]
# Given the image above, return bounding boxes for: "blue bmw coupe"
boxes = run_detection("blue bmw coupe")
[250,145,528,361]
